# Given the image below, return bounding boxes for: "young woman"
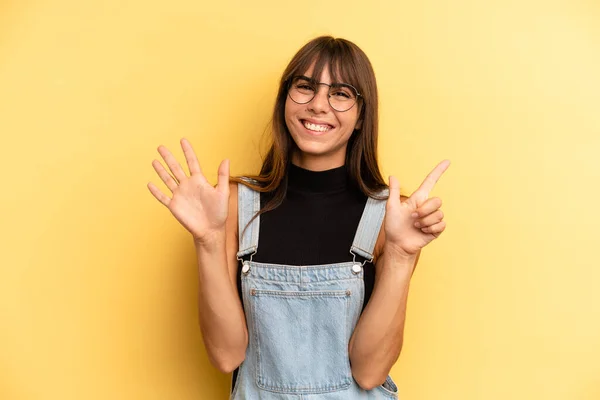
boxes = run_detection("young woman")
[148,36,450,399]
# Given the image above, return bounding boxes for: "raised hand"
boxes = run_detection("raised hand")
[384,160,450,257]
[147,138,230,244]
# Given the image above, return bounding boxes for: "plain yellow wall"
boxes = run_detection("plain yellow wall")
[1,0,599,399]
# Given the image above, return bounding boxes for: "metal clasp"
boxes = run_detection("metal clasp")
[237,249,256,275]
[236,248,256,263]
[349,250,372,266]
[349,249,373,274]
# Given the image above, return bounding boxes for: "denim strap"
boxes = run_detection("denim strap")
[350,189,389,263]
[236,179,260,260]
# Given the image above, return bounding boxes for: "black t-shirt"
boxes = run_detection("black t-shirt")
[231,163,377,390]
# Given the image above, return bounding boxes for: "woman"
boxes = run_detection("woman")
[148,36,450,399]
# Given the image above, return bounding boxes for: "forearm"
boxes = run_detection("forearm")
[195,236,248,373]
[348,247,416,389]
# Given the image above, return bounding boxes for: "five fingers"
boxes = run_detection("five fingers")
[148,138,217,205]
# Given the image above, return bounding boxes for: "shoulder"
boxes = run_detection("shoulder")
[228,178,263,235]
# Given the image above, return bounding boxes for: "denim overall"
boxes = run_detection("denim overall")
[230,182,399,400]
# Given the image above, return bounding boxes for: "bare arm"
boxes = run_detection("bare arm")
[195,183,248,373]
[349,161,449,389]
[348,241,419,390]
[147,139,247,373]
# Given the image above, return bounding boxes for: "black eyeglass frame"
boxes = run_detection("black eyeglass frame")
[286,75,362,112]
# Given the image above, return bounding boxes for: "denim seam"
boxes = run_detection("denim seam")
[252,289,353,297]
[251,289,263,390]
[256,380,352,394]
[246,277,361,285]
[351,244,373,255]
[252,291,353,394]
[345,287,353,378]
[246,261,361,269]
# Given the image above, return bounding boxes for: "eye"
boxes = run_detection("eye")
[296,84,315,92]
[292,78,316,94]
[330,86,354,99]
[332,90,351,99]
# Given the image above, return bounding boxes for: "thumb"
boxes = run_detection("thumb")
[216,159,230,195]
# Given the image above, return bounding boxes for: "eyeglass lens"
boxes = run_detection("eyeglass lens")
[288,76,358,112]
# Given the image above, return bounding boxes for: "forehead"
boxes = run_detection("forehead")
[302,63,332,83]
[298,58,352,85]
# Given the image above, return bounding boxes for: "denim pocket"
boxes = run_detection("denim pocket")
[250,288,353,394]
[376,375,399,399]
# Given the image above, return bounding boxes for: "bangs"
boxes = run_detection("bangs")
[261,35,385,202]
[285,39,362,93]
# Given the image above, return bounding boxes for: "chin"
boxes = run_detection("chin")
[295,143,331,157]
[288,125,350,162]
[293,141,347,163]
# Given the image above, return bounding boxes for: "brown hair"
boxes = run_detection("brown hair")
[231,35,388,224]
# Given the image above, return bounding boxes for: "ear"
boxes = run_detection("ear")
[354,118,363,130]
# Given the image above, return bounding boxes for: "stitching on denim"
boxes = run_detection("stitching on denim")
[252,289,350,298]
[247,261,359,269]
[252,294,352,394]
[245,277,360,285]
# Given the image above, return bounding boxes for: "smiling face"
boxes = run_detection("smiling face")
[284,64,362,171]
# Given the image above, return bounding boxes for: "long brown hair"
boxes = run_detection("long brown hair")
[231,35,388,224]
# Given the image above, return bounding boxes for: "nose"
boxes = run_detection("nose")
[307,85,331,113]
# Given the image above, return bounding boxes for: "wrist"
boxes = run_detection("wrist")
[193,231,226,250]
[383,242,418,263]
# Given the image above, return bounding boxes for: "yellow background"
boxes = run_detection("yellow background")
[1,0,599,399]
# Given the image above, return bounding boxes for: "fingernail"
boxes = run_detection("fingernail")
[411,212,419,218]
[414,222,421,228]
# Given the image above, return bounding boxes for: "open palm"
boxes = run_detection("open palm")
[147,138,230,243]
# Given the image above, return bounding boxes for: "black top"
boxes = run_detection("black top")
[231,163,377,390]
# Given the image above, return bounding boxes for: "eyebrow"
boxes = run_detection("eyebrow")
[296,75,353,88]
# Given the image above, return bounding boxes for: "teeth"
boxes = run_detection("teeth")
[303,121,331,132]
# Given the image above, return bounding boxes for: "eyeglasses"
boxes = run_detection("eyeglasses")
[287,75,361,112]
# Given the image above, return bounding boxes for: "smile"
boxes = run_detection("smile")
[301,120,334,133]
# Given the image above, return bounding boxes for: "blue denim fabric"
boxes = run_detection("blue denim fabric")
[231,182,398,399]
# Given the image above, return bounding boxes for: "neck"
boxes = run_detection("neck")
[291,148,347,171]
[287,163,348,193]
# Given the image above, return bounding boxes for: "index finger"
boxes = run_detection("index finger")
[416,159,450,198]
